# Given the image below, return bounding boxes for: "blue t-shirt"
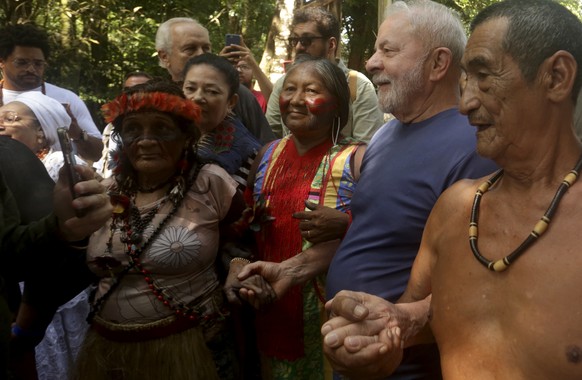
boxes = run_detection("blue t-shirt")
[326,108,498,379]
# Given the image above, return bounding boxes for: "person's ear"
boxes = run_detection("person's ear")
[227,93,239,113]
[428,47,452,82]
[541,50,576,103]
[158,49,170,68]
[328,37,338,59]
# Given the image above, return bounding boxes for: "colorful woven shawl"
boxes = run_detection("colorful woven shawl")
[254,135,360,360]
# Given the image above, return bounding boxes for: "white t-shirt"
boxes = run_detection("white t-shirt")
[2,82,102,138]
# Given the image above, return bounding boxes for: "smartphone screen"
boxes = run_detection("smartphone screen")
[57,128,85,216]
[225,34,242,46]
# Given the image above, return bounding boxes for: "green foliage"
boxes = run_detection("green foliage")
[1,0,580,129]
[451,0,582,26]
[341,0,378,72]
[0,0,274,129]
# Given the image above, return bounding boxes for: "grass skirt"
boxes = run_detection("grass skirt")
[71,316,239,380]
[72,327,219,380]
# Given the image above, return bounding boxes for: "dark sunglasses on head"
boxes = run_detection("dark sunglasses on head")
[287,36,327,48]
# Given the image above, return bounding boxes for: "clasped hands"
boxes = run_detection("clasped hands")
[224,258,295,310]
[320,291,417,379]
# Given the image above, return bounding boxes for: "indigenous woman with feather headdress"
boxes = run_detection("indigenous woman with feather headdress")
[73,78,245,380]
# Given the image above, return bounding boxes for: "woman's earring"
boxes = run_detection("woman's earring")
[331,116,341,146]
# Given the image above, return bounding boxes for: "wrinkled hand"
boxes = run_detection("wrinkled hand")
[320,291,406,379]
[236,261,295,308]
[293,201,350,244]
[224,260,276,308]
[54,165,112,241]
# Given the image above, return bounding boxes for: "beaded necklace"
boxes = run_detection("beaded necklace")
[137,177,174,193]
[88,163,226,323]
[469,154,582,272]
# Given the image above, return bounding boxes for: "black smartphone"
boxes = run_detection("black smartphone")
[225,33,241,47]
[57,127,85,216]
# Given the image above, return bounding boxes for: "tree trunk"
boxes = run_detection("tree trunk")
[259,0,299,83]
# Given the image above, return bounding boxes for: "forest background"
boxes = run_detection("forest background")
[2,0,581,130]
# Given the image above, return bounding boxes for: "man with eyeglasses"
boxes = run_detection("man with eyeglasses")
[265,6,385,143]
[0,24,103,162]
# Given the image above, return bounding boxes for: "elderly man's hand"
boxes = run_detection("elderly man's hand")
[321,291,407,379]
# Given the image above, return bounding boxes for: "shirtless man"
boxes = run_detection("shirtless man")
[321,0,582,378]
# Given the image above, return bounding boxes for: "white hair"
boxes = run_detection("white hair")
[385,0,467,67]
[155,17,204,67]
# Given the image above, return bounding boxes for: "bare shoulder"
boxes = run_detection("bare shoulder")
[430,176,486,219]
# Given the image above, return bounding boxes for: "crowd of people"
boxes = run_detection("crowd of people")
[0,0,582,379]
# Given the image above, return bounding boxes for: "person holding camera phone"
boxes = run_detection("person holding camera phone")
[155,18,275,144]
[220,34,273,112]
[0,134,111,379]
[0,91,95,379]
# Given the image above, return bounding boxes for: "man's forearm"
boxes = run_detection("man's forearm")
[397,295,434,347]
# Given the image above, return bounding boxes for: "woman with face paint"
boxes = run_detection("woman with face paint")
[225,56,367,380]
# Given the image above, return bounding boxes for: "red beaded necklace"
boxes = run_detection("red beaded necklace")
[89,163,227,323]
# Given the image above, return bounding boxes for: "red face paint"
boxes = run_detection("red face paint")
[305,97,337,115]
[279,95,289,112]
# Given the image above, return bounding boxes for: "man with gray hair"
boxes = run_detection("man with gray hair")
[323,0,582,379]
[155,17,275,143]
[323,0,497,378]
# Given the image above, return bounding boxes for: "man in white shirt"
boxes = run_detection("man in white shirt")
[0,24,103,162]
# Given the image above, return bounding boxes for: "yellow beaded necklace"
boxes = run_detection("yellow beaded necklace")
[469,154,582,272]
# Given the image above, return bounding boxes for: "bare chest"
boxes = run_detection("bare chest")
[430,216,582,379]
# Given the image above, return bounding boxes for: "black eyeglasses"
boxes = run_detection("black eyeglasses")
[287,36,327,48]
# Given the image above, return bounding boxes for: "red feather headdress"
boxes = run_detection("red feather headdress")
[101,92,200,124]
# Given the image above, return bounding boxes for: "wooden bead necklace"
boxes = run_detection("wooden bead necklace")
[469,154,582,272]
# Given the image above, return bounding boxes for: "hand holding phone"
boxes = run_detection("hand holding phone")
[57,127,85,217]
[225,34,242,47]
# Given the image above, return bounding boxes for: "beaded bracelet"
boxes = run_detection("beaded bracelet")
[230,257,251,265]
